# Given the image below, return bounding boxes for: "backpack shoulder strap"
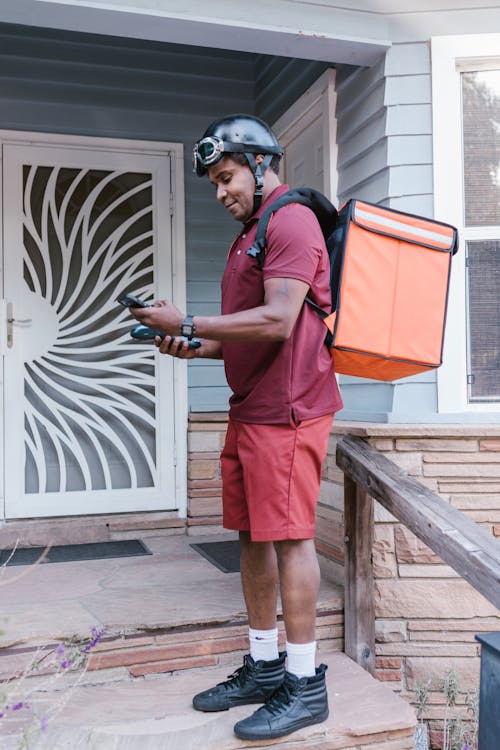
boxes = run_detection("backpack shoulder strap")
[246,187,337,268]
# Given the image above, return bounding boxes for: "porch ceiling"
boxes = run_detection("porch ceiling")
[1,0,391,67]
[4,0,499,54]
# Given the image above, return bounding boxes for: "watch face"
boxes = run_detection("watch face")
[181,317,194,337]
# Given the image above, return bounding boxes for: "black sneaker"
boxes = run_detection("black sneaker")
[192,652,286,712]
[233,664,329,740]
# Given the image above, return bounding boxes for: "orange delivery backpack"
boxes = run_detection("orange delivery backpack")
[247,187,459,382]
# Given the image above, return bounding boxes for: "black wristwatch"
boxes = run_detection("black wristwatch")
[180,314,196,339]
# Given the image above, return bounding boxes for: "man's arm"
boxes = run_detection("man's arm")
[130,276,310,344]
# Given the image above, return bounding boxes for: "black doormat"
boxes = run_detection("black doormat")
[0,539,152,566]
[190,540,240,573]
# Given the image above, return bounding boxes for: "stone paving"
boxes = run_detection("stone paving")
[0,532,415,749]
[0,533,342,647]
[1,651,416,749]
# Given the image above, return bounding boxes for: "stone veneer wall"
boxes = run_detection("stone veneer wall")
[187,414,227,534]
[322,422,500,748]
[188,415,500,746]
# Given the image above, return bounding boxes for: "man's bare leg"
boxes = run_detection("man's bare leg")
[239,530,279,629]
[275,538,320,643]
[233,538,329,740]
[192,531,283,712]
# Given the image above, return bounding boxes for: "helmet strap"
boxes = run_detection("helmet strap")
[246,153,273,214]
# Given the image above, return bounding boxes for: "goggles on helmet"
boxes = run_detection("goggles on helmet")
[193,136,226,170]
[193,137,282,172]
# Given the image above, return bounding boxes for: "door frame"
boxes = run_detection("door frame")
[0,130,188,520]
[272,68,338,203]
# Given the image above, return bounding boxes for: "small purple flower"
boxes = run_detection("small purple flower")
[12,702,24,711]
[40,715,48,732]
[83,626,104,653]
[56,643,66,655]
[60,659,70,669]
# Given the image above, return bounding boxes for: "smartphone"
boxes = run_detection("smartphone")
[130,324,201,349]
[116,293,151,308]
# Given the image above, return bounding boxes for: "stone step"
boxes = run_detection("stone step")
[1,650,416,750]
[0,607,343,686]
[0,532,344,686]
[87,607,344,679]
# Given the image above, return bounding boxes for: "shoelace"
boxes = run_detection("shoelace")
[217,657,251,691]
[262,679,299,716]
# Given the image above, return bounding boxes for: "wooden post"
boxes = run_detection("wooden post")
[343,473,376,675]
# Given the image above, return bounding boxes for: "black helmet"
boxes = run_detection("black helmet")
[193,114,283,176]
[193,114,283,213]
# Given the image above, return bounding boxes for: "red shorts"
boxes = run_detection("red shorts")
[221,414,333,542]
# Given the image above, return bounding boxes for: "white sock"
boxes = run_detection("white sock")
[249,627,279,662]
[286,640,317,678]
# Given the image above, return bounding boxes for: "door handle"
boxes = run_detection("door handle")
[5,303,32,348]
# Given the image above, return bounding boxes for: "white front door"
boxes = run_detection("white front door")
[2,137,183,519]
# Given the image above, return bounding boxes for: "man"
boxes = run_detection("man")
[130,114,343,741]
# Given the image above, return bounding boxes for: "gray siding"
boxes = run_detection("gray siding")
[0,22,454,422]
[0,23,252,413]
[255,50,442,423]
[0,22,343,413]
[335,42,439,422]
[336,43,432,211]
[254,56,330,125]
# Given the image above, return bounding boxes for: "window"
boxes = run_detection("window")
[432,35,500,413]
[463,70,500,401]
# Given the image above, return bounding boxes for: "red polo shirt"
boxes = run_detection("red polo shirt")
[220,184,343,424]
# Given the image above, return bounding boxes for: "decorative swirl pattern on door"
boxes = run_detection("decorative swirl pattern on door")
[22,166,158,494]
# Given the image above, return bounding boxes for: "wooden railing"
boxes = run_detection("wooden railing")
[336,434,500,676]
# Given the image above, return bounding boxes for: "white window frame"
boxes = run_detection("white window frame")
[432,34,500,414]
